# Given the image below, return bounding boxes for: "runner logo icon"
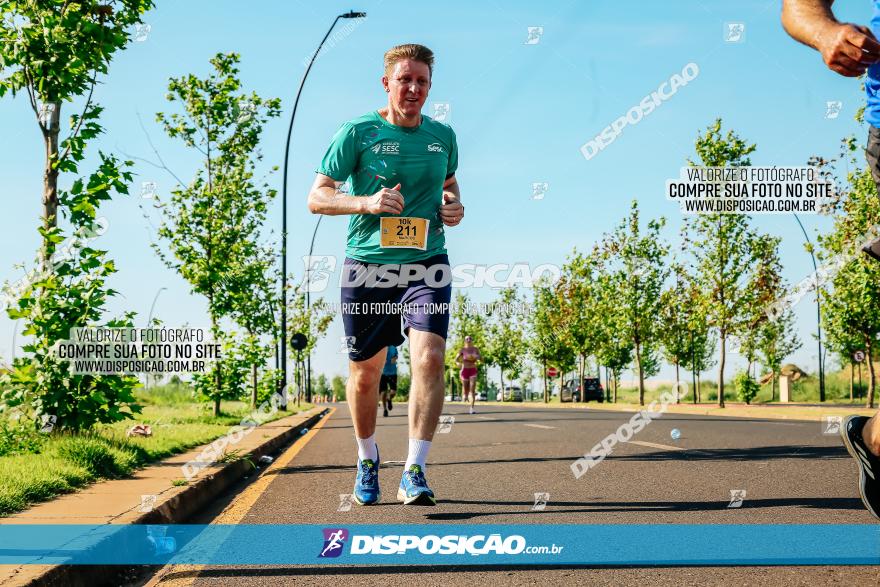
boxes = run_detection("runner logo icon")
[319,528,349,558]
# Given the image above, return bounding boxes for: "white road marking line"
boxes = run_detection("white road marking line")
[476,416,495,420]
[524,423,556,430]
[626,440,686,452]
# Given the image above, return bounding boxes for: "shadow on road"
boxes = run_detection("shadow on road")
[612,445,847,462]
[270,445,847,478]
[423,496,865,521]
[153,563,714,582]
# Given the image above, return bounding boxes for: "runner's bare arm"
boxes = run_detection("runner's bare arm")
[439,174,463,227]
[782,0,880,76]
[308,173,405,215]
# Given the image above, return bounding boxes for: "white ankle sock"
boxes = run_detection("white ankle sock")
[404,438,431,471]
[356,434,378,462]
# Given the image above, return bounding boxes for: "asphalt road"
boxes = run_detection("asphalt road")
[138,402,879,586]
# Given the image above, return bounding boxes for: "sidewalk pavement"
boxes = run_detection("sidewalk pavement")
[0,405,327,587]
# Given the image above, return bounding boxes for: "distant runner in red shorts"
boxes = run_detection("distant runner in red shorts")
[457,336,482,414]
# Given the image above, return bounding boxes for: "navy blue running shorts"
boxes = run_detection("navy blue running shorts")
[340,253,452,362]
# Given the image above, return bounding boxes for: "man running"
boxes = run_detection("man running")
[308,44,463,506]
[782,0,880,519]
[456,335,482,414]
[380,345,398,417]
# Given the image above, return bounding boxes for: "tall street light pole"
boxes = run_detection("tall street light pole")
[280,10,367,409]
[305,215,323,403]
[147,287,168,328]
[793,213,825,402]
[146,287,167,390]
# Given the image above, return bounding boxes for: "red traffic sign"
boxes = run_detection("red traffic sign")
[547,367,559,377]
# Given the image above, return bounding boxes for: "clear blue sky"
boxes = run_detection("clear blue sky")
[0,0,873,384]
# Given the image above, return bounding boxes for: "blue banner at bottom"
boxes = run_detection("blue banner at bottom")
[0,524,877,566]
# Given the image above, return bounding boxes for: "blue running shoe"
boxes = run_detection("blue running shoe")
[397,464,436,506]
[353,447,380,506]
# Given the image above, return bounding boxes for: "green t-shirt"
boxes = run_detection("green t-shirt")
[317,110,458,264]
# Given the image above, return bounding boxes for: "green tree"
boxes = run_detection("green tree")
[315,373,330,396]
[287,284,335,400]
[752,234,801,401]
[529,281,575,402]
[153,53,281,416]
[397,373,411,400]
[331,375,346,402]
[228,243,280,407]
[820,163,880,409]
[687,119,760,407]
[594,269,633,403]
[537,279,579,401]
[556,248,604,402]
[733,370,760,405]
[0,2,152,430]
[601,201,669,405]
[828,333,865,401]
[192,330,249,413]
[0,0,153,261]
[484,288,527,395]
[758,305,801,401]
[659,260,691,402]
[731,234,788,378]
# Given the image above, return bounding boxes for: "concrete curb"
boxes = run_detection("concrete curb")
[9,406,329,587]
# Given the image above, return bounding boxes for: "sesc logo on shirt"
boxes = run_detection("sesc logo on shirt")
[371,141,400,155]
[427,142,445,153]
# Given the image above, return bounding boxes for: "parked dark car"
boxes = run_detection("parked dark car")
[561,377,604,403]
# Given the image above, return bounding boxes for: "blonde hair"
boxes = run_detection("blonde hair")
[384,44,434,78]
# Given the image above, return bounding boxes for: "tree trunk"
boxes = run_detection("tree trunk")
[543,358,549,403]
[613,369,618,403]
[604,366,609,402]
[578,355,586,403]
[500,369,505,401]
[859,363,863,400]
[41,102,62,263]
[251,363,258,408]
[771,372,777,402]
[718,333,726,408]
[692,366,697,404]
[209,301,222,417]
[696,373,702,403]
[867,342,876,409]
[634,342,645,406]
[850,363,854,402]
[674,361,681,403]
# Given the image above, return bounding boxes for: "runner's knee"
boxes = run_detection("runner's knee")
[413,345,445,375]
[349,366,381,393]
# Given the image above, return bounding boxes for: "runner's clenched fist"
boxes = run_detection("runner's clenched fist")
[439,192,463,226]
[367,183,405,215]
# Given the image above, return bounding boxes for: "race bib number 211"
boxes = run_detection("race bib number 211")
[380,217,428,250]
